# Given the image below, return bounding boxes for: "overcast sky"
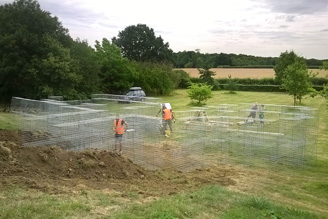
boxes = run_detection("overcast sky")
[1,0,328,59]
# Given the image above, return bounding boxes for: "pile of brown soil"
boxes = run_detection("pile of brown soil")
[0,129,238,195]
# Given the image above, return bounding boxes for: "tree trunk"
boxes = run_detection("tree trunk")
[293,96,297,106]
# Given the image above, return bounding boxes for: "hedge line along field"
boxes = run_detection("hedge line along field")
[179,68,327,79]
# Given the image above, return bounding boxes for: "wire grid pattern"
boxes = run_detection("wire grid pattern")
[11,97,318,171]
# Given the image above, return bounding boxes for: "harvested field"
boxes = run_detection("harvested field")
[179,68,327,79]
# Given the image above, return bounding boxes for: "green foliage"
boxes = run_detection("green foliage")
[26,34,83,99]
[224,75,239,93]
[94,38,177,96]
[274,50,307,83]
[234,85,283,92]
[191,77,284,92]
[168,70,191,88]
[217,78,278,85]
[281,61,312,105]
[306,58,324,67]
[184,62,194,68]
[191,77,325,93]
[310,77,328,86]
[321,61,328,71]
[0,0,99,101]
[95,38,134,94]
[187,83,213,104]
[131,62,175,95]
[198,67,215,85]
[70,39,101,98]
[112,24,173,63]
[319,61,328,110]
[172,50,324,69]
[174,51,198,68]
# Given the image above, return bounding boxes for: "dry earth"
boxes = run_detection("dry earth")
[0,129,240,197]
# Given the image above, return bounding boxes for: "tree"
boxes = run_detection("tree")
[25,34,82,99]
[274,50,306,83]
[187,83,213,104]
[281,61,312,105]
[112,24,173,63]
[321,61,328,70]
[320,61,328,104]
[131,62,175,95]
[199,67,215,84]
[0,0,86,101]
[198,64,220,90]
[70,39,101,97]
[94,38,134,94]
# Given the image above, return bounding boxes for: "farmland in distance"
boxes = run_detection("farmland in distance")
[178,68,327,79]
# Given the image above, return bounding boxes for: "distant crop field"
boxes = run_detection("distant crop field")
[179,68,327,79]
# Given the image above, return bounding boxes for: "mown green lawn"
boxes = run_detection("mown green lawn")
[0,112,19,130]
[1,90,327,218]
[151,89,328,217]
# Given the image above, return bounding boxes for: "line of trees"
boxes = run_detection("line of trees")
[172,50,326,69]
[0,0,188,103]
[1,0,327,106]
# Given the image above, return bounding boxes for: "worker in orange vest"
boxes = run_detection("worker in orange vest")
[162,105,173,137]
[113,114,128,155]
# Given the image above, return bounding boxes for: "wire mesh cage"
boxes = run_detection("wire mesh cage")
[11,97,318,171]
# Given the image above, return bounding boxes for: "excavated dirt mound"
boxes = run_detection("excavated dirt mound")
[0,129,239,195]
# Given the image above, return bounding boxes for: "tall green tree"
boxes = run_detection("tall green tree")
[198,67,216,85]
[196,53,216,88]
[112,24,173,63]
[25,34,82,99]
[281,60,312,105]
[70,39,101,97]
[274,50,306,83]
[94,38,134,94]
[0,0,85,101]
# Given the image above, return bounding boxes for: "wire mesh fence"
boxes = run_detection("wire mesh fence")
[11,97,318,171]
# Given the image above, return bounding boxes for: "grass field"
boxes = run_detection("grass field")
[1,90,327,218]
[148,90,328,217]
[179,68,328,79]
[0,112,19,130]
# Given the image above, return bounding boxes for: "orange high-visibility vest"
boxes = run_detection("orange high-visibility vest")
[163,108,171,120]
[114,119,124,134]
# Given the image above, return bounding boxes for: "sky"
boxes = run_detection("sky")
[1,0,328,59]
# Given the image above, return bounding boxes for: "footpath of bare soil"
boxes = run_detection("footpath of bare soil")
[0,129,239,196]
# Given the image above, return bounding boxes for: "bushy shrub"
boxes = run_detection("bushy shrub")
[187,83,213,104]
[190,77,324,92]
[224,75,238,93]
[217,78,277,85]
[310,77,328,85]
[169,70,192,88]
[184,62,193,68]
[132,62,175,95]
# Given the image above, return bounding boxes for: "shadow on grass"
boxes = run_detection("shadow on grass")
[187,101,208,107]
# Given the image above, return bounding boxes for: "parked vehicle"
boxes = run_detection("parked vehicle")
[123,87,146,102]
